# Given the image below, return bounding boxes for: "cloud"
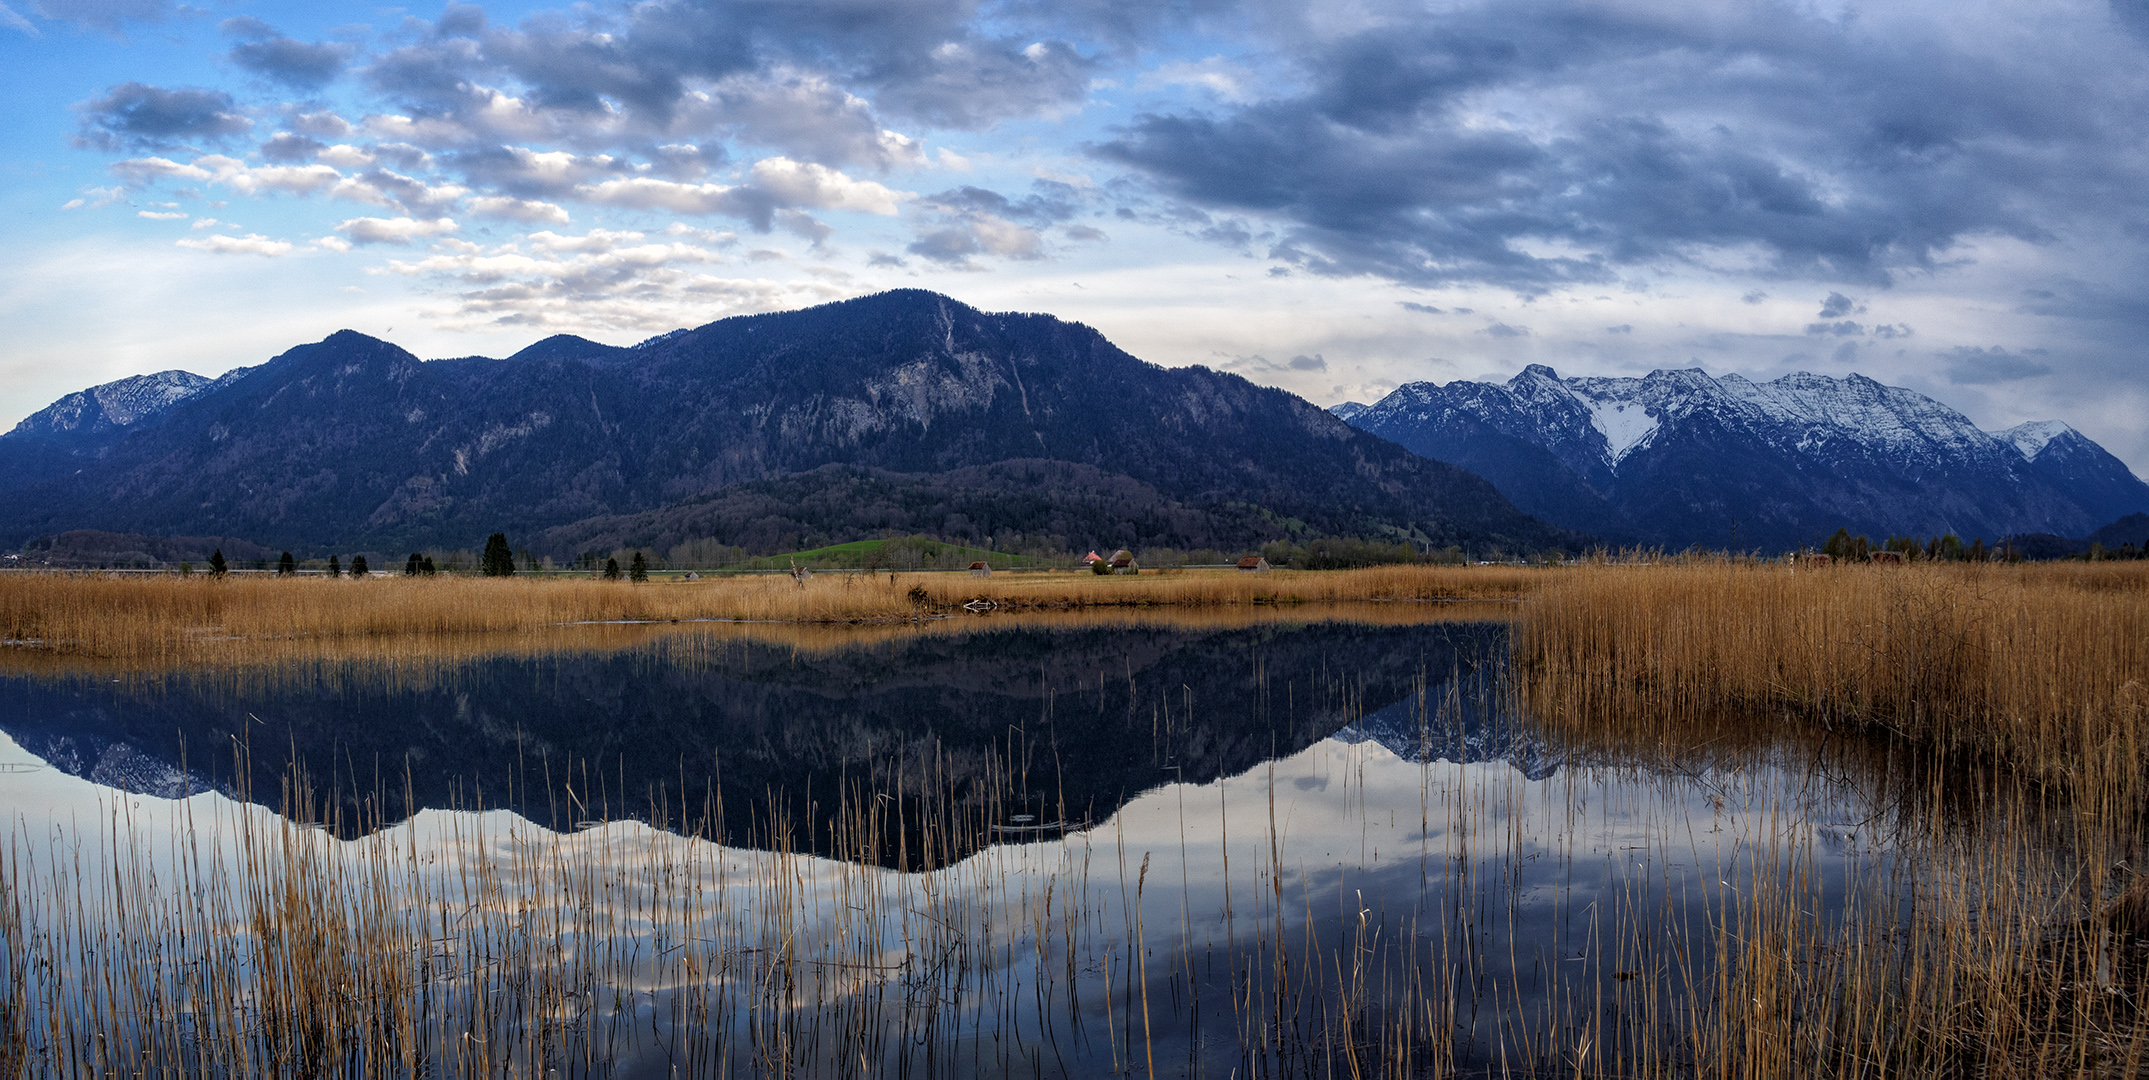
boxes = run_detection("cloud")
[1138,56,1261,103]
[30,0,169,35]
[1945,346,2054,385]
[74,83,252,151]
[60,185,126,209]
[315,144,374,169]
[1818,292,1865,318]
[1218,351,1331,375]
[229,35,356,91]
[136,209,186,220]
[907,215,1043,265]
[1805,320,1864,336]
[746,158,908,215]
[467,196,571,224]
[1482,322,1531,338]
[1091,2,2149,291]
[578,157,907,231]
[335,216,460,246]
[290,111,353,138]
[111,153,481,218]
[901,179,1082,265]
[0,3,37,35]
[1398,301,1443,314]
[445,146,622,198]
[368,226,842,333]
[175,233,292,256]
[259,133,325,163]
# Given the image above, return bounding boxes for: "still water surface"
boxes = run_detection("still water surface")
[0,613,1916,1076]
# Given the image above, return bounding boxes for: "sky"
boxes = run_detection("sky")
[3,0,2147,474]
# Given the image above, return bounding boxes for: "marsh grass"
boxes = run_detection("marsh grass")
[0,565,1536,664]
[1522,560,2149,1076]
[1521,561,2149,811]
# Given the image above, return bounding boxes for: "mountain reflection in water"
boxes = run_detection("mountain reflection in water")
[0,614,2007,1077]
[0,616,1516,864]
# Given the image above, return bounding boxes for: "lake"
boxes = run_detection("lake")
[0,610,2052,1076]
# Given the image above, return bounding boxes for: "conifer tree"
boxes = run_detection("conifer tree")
[421,555,437,576]
[405,553,423,576]
[350,554,369,576]
[603,557,622,581]
[482,533,516,577]
[277,551,296,576]
[208,548,228,576]
[629,551,649,583]
[327,555,341,578]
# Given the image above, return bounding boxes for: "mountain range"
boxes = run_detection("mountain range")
[0,291,1568,558]
[1334,366,2149,552]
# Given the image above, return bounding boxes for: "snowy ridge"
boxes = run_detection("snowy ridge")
[1368,366,2028,475]
[8,370,212,439]
[1339,364,2149,550]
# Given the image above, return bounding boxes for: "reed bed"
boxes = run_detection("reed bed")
[1522,560,2149,1076]
[0,565,1535,664]
[1520,560,2149,806]
[0,598,1516,685]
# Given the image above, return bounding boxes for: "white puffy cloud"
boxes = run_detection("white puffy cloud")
[316,144,375,169]
[576,157,908,232]
[335,216,460,246]
[577,176,747,216]
[746,158,907,215]
[111,156,212,183]
[137,210,187,220]
[468,196,571,225]
[176,233,293,256]
[289,111,352,138]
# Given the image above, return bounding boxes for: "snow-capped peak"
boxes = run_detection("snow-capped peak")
[1999,420,2073,461]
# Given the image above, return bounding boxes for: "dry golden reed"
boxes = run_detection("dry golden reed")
[1520,560,2149,798]
[1520,559,2149,1077]
[0,565,1534,663]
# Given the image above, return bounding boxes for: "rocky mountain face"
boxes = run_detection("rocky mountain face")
[1337,365,2149,551]
[10,370,213,442]
[0,291,1571,556]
